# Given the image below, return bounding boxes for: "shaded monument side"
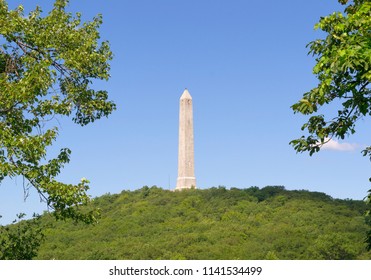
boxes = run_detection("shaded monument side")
[176,89,196,190]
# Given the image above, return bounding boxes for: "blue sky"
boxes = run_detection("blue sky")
[1,0,370,225]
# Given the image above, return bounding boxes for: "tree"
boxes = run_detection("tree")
[0,213,44,260]
[290,0,371,248]
[0,0,115,223]
[308,233,358,260]
[366,189,371,250]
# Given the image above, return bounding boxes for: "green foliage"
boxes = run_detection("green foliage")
[290,0,371,249]
[32,186,371,260]
[0,213,44,260]
[0,0,114,222]
[308,233,359,259]
[366,188,371,250]
[291,0,371,155]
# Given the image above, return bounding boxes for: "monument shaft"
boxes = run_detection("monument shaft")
[176,89,196,190]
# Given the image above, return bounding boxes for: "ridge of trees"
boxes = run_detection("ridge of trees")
[18,186,369,260]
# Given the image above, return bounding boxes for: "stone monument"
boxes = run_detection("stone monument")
[176,89,196,190]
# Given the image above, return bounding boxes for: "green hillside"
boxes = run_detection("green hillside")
[35,186,370,260]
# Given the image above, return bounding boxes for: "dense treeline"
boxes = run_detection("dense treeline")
[32,186,371,260]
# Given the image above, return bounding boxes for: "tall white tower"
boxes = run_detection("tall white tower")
[176,89,196,190]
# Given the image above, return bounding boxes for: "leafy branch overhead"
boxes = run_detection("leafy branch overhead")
[290,0,370,156]
[0,0,115,223]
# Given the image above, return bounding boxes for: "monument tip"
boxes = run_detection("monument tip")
[180,88,192,100]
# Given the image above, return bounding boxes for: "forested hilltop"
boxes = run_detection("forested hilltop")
[36,186,371,260]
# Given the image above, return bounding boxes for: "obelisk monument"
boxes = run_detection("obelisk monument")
[176,89,196,190]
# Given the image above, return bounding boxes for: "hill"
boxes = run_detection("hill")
[33,186,371,260]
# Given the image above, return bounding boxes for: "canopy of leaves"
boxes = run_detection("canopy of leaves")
[0,213,44,260]
[0,0,115,223]
[30,186,371,260]
[291,0,370,154]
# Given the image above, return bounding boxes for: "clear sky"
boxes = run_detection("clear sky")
[1,0,370,225]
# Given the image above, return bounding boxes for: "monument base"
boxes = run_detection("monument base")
[175,177,196,190]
